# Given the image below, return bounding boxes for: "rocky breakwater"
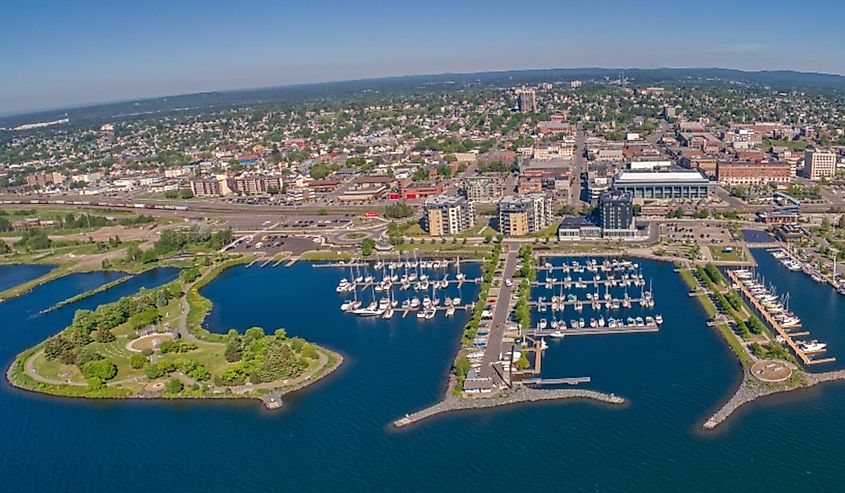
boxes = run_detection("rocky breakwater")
[704,368,845,430]
[393,387,625,428]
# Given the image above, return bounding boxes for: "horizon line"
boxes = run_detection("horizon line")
[3,65,844,120]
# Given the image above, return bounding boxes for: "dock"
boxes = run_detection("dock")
[520,377,591,386]
[529,297,649,308]
[532,278,645,288]
[529,324,659,337]
[727,270,835,366]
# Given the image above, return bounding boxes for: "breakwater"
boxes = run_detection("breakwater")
[704,369,845,430]
[394,386,624,428]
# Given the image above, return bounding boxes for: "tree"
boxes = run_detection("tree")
[165,377,184,394]
[225,338,243,362]
[361,238,376,256]
[82,359,118,382]
[384,202,413,219]
[130,354,148,369]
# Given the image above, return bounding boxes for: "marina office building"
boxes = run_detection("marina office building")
[497,194,553,236]
[423,195,475,236]
[611,168,710,201]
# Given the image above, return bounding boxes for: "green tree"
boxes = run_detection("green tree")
[165,377,184,394]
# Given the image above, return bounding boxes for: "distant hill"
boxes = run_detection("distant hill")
[2,67,844,131]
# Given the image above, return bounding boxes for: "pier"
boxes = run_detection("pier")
[529,324,659,337]
[529,297,650,308]
[520,377,591,386]
[727,270,835,366]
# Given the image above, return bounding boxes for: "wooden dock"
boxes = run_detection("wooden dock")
[532,278,645,288]
[529,324,659,337]
[520,377,591,386]
[727,270,835,366]
[529,297,649,308]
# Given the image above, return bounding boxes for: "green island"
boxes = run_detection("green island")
[3,210,342,408]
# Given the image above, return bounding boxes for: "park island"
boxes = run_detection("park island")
[6,256,342,409]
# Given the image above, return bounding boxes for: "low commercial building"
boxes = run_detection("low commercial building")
[337,176,395,202]
[497,194,552,236]
[716,161,791,186]
[612,169,710,201]
[557,216,601,240]
[423,195,475,236]
[401,181,442,200]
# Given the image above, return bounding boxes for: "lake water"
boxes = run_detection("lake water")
[0,264,56,293]
[2,259,845,491]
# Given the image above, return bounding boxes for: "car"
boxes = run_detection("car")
[505,279,513,287]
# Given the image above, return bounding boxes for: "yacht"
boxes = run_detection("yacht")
[538,319,548,330]
[799,341,827,352]
[654,314,664,325]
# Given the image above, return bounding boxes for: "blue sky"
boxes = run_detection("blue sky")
[2,0,844,115]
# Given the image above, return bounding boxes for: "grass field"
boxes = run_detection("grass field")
[708,245,744,262]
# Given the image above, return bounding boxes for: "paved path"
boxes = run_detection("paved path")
[480,249,518,385]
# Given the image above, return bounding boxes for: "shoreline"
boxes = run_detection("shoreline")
[5,256,345,410]
[703,369,845,430]
[6,346,344,411]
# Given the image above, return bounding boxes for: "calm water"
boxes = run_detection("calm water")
[2,259,845,491]
[0,264,55,293]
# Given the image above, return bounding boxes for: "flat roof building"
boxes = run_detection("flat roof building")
[804,149,837,180]
[423,195,475,236]
[463,176,504,203]
[612,168,710,201]
[497,194,552,236]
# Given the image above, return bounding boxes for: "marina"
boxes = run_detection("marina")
[728,268,835,366]
[769,247,845,296]
[334,256,480,320]
[5,256,845,490]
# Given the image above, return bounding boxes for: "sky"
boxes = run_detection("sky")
[2,0,844,115]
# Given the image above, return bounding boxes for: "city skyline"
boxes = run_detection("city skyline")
[3,0,845,115]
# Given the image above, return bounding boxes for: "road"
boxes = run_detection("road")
[480,249,519,386]
[570,123,588,206]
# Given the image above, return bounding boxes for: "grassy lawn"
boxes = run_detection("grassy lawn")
[298,250,354,261]
[761,138,809,152]
[715,323,754,367]
[457,220,490,238]
[528,220,562,239]
[709,245,744,262]
[678,268,699,291]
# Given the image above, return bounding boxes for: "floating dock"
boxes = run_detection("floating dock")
[727,270,835,366]
[529,324,659,337]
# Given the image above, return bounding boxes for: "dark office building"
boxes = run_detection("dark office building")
[600,190,634,231]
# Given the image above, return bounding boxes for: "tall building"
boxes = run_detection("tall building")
[497,194,552,236]
[423,195,475,236]
[600,190,634,232]
[516,87,537,113]
[804,149,837,180]
[463,176,504,203]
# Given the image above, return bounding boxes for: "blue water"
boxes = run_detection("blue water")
[0,264,56,293]
[750,250,845,372]
[3,260,845,491]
